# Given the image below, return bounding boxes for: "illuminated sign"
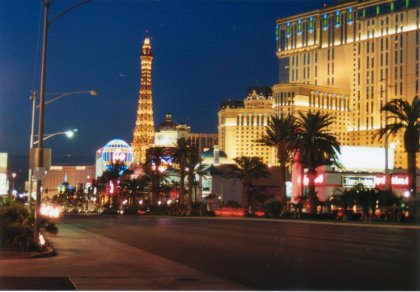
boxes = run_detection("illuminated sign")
[342,176,375,188]
[337,146,395,172]
[101,139,134,169]
[375,175,409,186]
[50,166,63,170]
[303,174,324,186]
[0,173,7,195]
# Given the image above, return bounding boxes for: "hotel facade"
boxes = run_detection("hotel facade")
[275,0,420,169]
[218,88,277,165]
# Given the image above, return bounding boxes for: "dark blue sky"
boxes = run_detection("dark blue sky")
[0,0,334,166]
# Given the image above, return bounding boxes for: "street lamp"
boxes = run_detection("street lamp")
[28,89,95,207]
[33,0,92,244]
[33,129,78,145]
[11,173,16,194]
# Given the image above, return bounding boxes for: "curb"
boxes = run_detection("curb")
[0,240,57,260]
[29,240,57,258]
[173,215,420,230]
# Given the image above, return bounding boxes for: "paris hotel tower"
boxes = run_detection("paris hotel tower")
[132,35,155,164]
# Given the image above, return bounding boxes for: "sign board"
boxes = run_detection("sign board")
[32,167,47,181]
[29,148,51,170]
[342,176,376,188]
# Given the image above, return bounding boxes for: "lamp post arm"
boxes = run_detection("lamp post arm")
[36,90,96,108]
[48,0,92,26]
[33,131,69,145]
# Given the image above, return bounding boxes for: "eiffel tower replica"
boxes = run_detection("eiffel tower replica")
[132,35,155,164]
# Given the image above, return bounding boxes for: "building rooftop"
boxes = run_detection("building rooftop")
[157,113,178,131]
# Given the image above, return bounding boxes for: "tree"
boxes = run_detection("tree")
[293,111,341,214]
[185,146,202,215]
[377,97,419,199]
[98,160,131,209]
[173,138,190,206]
[259,114,297,208]
[144,146,170,203]
[226,156,271,209]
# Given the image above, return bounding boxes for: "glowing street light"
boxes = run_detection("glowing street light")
[11,172,16,194]
[33,129,78,145]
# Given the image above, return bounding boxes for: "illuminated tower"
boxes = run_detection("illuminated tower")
[132,35,155,164]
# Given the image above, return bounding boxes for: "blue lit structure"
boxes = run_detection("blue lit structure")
[101,139,134,170]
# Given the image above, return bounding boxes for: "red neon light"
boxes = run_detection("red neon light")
[375,175,409,186]
[214,208,245,217]
[303,174,324,186]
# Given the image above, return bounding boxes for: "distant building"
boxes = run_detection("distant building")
[188,133,218,153]
[154,113,190,147]
[272,83,351,145]
[0,153,8,195]
[218,87,276,165]
[200,147,241,203]
[132,35,155,164]
[43,165,95,199]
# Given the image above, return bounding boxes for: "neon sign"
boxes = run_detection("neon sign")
[303,174,324,186]
[102,139,134,170]
[375,175,409,186]
[342,176,375,188]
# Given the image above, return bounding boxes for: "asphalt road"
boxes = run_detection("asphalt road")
[62,214,420,290]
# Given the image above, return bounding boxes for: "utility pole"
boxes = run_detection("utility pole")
[34,0,49,244]
[28,90,37,208]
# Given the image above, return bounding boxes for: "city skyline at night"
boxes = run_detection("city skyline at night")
[0,0,335,166]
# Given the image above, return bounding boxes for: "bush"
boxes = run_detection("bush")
[225,200,240,208]
[0,198,58,252]
[262,199,283,218]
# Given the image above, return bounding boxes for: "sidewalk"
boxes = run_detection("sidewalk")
[0,224,247,290]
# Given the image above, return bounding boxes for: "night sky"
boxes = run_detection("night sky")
[0,0,334,173]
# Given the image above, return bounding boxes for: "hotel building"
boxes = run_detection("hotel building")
[275,0,420,168]
[43,165,95,199]
[218,87,276,165]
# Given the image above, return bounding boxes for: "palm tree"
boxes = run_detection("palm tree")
[258,114,297,207]
[293,111,341,214]
[377,97,419,199]
[226,156,271,209]
[185,146,202,215]
[143,163,168,204]
[144,146,170,203]
[173,138,190,206]
[98,160,131,208]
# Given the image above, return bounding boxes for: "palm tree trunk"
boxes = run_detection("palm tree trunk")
[279,163,287,213]
[179,169,185,206]
[407,151,417,198]
[242,182,249,209]
[407,151,418,222]
[307,168,317,214]
[187,173,193,216]
[242,178,250,209]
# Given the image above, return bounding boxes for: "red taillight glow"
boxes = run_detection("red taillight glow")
[214,208,245,217]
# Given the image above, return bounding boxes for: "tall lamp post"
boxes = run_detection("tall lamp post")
[11,173,16,194]
[34,0,92,244]
[28,91,95,207]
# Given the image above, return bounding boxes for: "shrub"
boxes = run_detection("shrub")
[225,200,241,208]
[262,199,283,218]
[0,197,58,252]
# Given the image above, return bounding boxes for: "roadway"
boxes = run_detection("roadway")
[0,214,418,290]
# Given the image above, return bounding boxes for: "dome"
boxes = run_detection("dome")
[101,139,134,168]
[201,146,233,166]
[157,113,177,131]
[201,147,228,159]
